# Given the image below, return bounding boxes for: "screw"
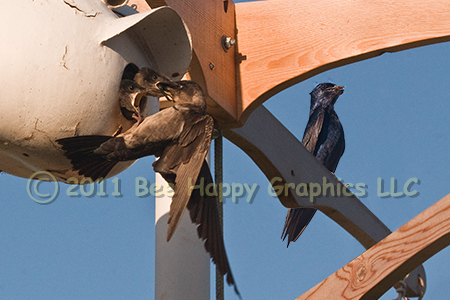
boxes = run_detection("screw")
[221,35,236,52]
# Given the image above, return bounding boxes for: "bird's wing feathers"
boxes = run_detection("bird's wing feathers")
[315,133,345,171]
[153,114,214,241]
[154,114,240,294]
[187,160,240,296]
[178,115,209,147]
[302,109,324,154]
[152,114,210,177]
[153,113,240,294]
[315,111,345,172]
[282,108,325,246]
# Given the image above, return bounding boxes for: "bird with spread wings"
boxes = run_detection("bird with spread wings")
[57,79,240,296]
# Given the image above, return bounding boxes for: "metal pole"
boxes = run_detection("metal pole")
[214,131,224,300]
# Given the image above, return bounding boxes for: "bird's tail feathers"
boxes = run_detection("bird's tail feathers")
[57,135,117,181]
[281,207,317,247]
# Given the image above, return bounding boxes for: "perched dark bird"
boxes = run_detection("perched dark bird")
[282,83,345,247]
[57,81,240,296]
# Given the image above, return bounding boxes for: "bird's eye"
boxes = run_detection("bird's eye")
[152,75,158,81]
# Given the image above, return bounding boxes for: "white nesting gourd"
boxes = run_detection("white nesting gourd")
[0,0,192,182]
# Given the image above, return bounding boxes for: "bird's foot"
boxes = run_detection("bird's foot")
[132,113,143,125]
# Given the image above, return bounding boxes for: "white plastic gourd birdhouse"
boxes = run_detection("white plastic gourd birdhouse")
[0,0,192,182]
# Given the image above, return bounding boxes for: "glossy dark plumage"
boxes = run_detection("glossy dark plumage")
[57,81,240,296]
[282,83,345,247]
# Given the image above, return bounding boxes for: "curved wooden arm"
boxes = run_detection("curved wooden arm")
[236,0,450,123]
[297,193,450,300]
[142,0,450,127]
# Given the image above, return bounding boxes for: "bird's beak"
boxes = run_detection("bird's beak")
[131,92,145,122]
[142,81,165,97]
[132,92,146,108]
[157,82,177,102]
[334,85,345,94]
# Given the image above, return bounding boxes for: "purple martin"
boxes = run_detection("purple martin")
[119,68,172,124]
[134,67,171,98]
[57,80,240,296]
[282,83,345,247]
[118,79,146,123]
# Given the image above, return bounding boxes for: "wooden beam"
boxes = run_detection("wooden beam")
[297,193,450,300]
[144,0,238,127]
[136,0,450,127]
[235,0,450,123]
[224,105,425,296]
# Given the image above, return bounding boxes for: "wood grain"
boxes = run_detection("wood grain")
[297,193,450,300]
[145,0,238,127]
[225,105,425,296]
[131,0,450,127]
[235,0,450,123]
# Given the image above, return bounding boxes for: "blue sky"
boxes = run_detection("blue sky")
[2,11,450,300]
